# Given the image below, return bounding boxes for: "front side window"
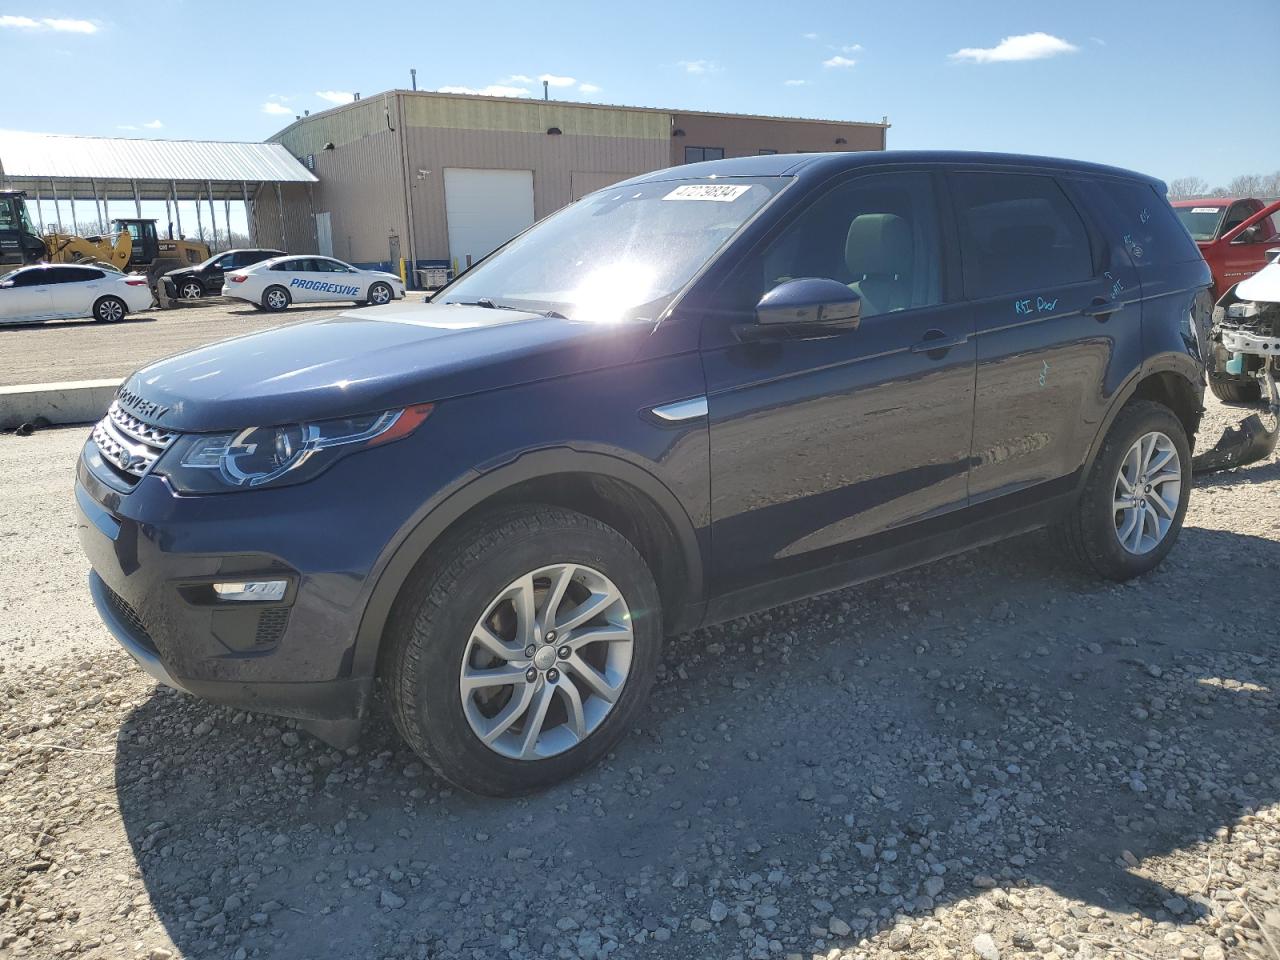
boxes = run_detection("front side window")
[439,177,787,323]
[950,172,1093,298]
[728,171,943,319]
[1222,202,1253,236]
[46,267,100,284]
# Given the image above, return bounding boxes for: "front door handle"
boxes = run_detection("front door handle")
[911,329,969,354]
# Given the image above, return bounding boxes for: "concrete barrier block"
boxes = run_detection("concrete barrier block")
[0,378,122,430]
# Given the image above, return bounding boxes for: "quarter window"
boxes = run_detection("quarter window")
[684,146,726,164]
[730,171,943,319]
[950,173,1093,298]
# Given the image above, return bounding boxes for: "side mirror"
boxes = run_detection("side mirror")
[745,278,862,339]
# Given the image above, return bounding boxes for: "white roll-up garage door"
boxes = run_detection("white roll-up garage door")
[443,168,535,270]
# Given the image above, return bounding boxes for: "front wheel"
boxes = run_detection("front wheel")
[178,279,205,300]
[383,506,662,796]
[366,282,393,305]
[262,285,291,312]
[1055,399,1191,581]
[93,296,127,323]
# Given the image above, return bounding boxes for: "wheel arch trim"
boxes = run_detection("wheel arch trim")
[349,446,705,680]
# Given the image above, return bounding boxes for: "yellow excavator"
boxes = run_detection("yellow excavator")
[1,190,210,283]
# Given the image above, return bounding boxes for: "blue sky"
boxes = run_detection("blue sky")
[3,0,1278,189]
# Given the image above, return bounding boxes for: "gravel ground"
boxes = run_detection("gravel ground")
[0,299,404,386]
[1,396,1277,960]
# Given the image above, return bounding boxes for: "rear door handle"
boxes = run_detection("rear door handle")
[911,330,969,354]
[1082,297,1118,320]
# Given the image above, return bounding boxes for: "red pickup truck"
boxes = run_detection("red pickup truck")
[1173,197,1280,299]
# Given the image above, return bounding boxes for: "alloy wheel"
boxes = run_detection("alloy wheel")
[370,284,391,304]
[458,563,633,760]
[266,290,287,310]
[98,299,123,322]
[181,282,203,299]
[1113,431,1181,555]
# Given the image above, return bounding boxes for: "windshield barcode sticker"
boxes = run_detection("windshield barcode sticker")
[663,184,751,202]
[1190,207,1220,214]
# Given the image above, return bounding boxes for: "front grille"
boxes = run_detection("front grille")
[101,582,158,654]
[90,401,179,483]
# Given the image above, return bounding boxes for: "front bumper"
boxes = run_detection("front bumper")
[73,441,411,724]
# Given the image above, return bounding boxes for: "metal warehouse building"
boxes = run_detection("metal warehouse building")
[256,90,888,283]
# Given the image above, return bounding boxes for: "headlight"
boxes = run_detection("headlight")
[158,404,433,493]
[1226,301,1259,319]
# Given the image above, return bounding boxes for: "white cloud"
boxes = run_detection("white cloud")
[0,14,97,33]
[822,55,857,68]
[679,59,721,74]
[840,43,862,53]
[784,79,809,86]
[577,82,602,94]
[949,31,1078,64]
[1090,36,1106,46]
[503,74,534,84]
[142,119,163,129]
[261,101,294,116]
[436,84,531,98]
[116,124,137,131]
[801,31,818,40]
[538,73,576,87]
[315,90,355,105]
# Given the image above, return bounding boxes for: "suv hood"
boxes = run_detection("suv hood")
[117,303,653,432]
[1236,261,1280,303]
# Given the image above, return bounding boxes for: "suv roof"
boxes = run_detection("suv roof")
[627,149,1163,189]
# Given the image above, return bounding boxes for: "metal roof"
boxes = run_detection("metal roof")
[0,130,317,184]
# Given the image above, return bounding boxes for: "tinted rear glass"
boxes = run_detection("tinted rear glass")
[950,172,1093,298]
[1087,181,1203,267]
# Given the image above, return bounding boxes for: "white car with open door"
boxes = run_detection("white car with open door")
[224,255,405,312]
[0,263,153,326]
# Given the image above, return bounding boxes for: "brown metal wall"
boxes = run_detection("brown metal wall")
[401,125,669,262]
[670,113,885,165]
[250,182,317,254]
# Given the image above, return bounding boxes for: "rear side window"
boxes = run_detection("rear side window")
[272,259,307,271]
[1083,180,1203,267]
[46,267,103,284]
[950,172,1093,298]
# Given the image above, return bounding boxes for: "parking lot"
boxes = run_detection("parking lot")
[0,299,403,387]
[1,394,1277,960]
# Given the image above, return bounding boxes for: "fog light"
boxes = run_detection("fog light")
[213,580,287,602]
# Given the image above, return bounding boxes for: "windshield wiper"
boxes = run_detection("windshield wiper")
[454,298,568,320]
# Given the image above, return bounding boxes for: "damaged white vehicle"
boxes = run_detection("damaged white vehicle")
[1200,251,1280,469]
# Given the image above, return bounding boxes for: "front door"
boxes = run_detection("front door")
[949,170,1140,503]
[0,269,52,321]
[700,170,976,598]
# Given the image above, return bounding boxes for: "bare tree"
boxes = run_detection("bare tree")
[1167,176,1210,200]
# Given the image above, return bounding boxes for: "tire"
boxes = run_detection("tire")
[366,282,393,306]
[1055,399,1191,581]
[262,285,291,312]
[93,296,127,324]
[383,505,662,797]
[178,279,205,300]
[1208,376,1262,404]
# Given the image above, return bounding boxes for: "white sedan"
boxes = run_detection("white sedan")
[0,263,152,325]
[224,255,406,312]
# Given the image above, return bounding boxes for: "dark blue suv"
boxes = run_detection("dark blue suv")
[76,152,1210,795]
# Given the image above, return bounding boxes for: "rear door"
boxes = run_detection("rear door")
[46,266,106,318]
[277,258,322,302]
[950,169,1140,503]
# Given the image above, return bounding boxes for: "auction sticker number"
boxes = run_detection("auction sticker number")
[663,184,751,202]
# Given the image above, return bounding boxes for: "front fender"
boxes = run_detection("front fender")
[348,445,706,680]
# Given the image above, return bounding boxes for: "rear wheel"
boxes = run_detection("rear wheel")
[178,279,205,300]
[1055,400,1191,580]
[1208,376,1262,404]
[93,296,127,323]
[262,286,291,312]
[383,505,662,796]
[366,282,393,306]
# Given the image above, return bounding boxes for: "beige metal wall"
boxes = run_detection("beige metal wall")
[271,99,408,264]
[670,113,885,165]
[251,182,317,254]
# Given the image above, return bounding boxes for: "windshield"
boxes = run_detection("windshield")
[1174,204,1226,242]
[438,177,787,322]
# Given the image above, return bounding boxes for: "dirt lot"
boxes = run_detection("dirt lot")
[0,397,1277,960]
[0,298,408,386]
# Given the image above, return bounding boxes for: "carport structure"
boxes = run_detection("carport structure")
[0,130,316,248]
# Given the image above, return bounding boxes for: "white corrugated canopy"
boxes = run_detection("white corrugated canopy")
[0,130,316,186]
